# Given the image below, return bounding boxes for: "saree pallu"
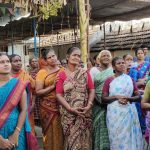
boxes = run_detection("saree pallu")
[61,68,92,150]
[107,74,143,150]
[39,69,63,150]
[0,78,38,150]
[93,67,113,150]
[12,69,35,135]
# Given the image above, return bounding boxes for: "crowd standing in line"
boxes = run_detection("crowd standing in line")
[1,45,150,150]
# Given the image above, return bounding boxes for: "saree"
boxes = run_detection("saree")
[12,69,35,134]
[29,68,41,126]
[92,67,113,150]
[37,68,64,150]
[0,78,38,150]
[136,61,150,80]
[133,61,150,134]
[60,68,92,150]
[106,74,143,150]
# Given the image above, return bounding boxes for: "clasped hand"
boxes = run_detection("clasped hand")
[69,105,91,117]
[0,132,18,150]
[115,95,129,105]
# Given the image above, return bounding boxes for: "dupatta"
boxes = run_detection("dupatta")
[0,78,38,150]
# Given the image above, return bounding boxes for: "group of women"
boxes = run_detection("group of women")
[1,46,150,150]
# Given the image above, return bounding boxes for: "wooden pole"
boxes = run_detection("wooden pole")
[103,22,106,49]
[78,0,89,66]
[10,16,14,54]
[86,0,90,60]
[33,18,37,57]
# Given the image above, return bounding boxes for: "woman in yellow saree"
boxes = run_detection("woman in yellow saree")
[36,49,64,150]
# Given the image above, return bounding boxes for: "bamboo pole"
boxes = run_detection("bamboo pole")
[78,0,89,66]
[103,22,106,49]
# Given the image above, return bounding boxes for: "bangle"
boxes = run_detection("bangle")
[16,127,21,132]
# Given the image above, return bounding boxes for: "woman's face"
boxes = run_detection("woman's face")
[30,58,38,68]
[67,49,81,66]
[137,50,144,60]
[124,55,133,67]
[46,51,57,66]
[11,56,22,72]
[0,55,11,74]
[99,51,111,66]
[113,58,126,73]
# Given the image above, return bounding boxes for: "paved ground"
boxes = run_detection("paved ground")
[35,126,43,150]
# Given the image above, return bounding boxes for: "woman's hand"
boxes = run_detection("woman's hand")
[0,136,13,149]
[118,98,128,105]
[8,131,19,147]
[115,95,126,100]
[69,107,85,117]
[77,103,92,115]
[77,106,90,114]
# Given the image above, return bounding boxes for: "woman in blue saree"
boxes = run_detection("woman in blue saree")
[133,48,150,89]
[0,53,37,150]
[132,48,150,135]
[102,57,143,150]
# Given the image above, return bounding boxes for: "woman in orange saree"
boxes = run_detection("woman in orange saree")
[9,54,35,135]
[36,49,64,150]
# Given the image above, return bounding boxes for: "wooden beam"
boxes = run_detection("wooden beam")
[0,3,13,8]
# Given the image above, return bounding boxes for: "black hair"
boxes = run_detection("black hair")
[66,47,80,56]
[29,57,38,64]
[134,48,144,56]
[123,54,132,60]
[9,54,21,62]
[141,45,148,49]
[43,48,55,60]
[40,48,47,58]
[93,54,99,61]
[112,56,123,67]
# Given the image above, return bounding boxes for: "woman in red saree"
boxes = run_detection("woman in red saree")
[0,53,38,150]
[56,47,95,150]
[36,49,64,150]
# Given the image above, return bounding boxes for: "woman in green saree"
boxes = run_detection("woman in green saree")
[92,50,114,150]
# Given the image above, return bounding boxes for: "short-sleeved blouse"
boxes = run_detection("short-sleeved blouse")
[56,70,94,94]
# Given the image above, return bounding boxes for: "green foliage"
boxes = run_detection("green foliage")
[39,0,62,20]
